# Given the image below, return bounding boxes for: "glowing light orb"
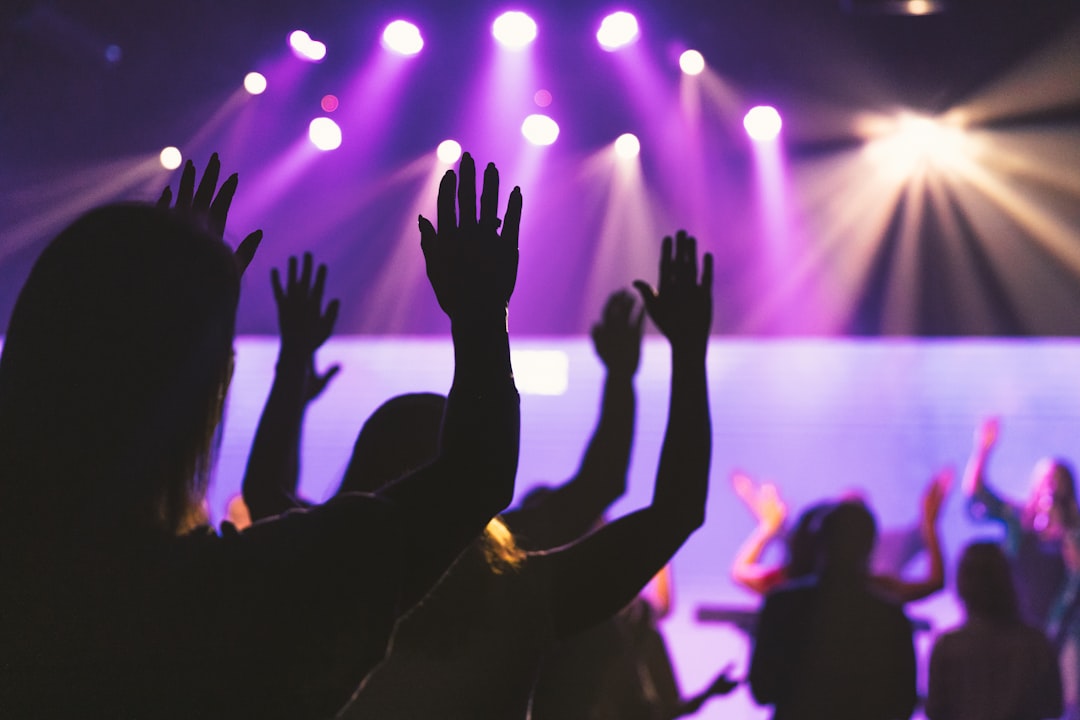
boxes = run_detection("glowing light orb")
[534,89,552,107]
[243,72,267,95]
[382,20,424,56]
[436,139,463,164]
[521,114,560,146]
[679,49,705,76]
[308,117,342,151]
[159,146,182,170]
[289,30,327,62]
[492,11,538,49]
[743,106,783,141]
[321,94,339,112]
[614,133,640,159]
[104,44,122,64]
[597,12,639,51]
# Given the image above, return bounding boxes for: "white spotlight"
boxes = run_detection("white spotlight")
[289,30,327,62]
[308,117,342,151]
[159,146,182,170]
[521,114,560,146]
[614,133,640,159]
[436,139,463,164]
[597,11,639,51]
[492,11,538,49]
[382,20,424,56]
[679,50,705,76]
[243,71,267,95]
[743,106,783,141]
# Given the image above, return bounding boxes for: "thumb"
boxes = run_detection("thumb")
[632,280,658,320]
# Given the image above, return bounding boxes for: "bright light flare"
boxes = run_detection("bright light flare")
[521,114,560,146]
[159,146,182,170]
[289,30,327,62]
[744,106,783,141]
[865,113,971,177]
[308,117,342,151]
[492,11,538,49]
[437,139,462,164]
[382,20,424,56]
[243,72,267,95]
[614,133,641,158]
[597,12,639,51]
[679,49,705,76]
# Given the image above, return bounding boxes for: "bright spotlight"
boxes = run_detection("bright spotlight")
[679,49,705,76]
[382,20,424,56]
[289,30,327,62]
[492,11,538,49]
[743,106,783,141]
[870,113,969,174]
[614,133,640,159]
[597,11,639,51]
[243,72,267,95]
[308,117,342,151]
[521,114,560,146]
[437,139,463,164]
[159,146,182,170]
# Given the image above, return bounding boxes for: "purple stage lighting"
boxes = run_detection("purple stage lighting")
[243,72,267,95]
[744,105,783,141]
[159,147,182,170]
[436,139,462,164]
[596,11,639,51]
[309,117,342,151]
[679,50,705,76]
[521,114,560,146]
[492,11,538,49]
[382,20,424,56]
[289,30,327,62]
[614,133,641,158]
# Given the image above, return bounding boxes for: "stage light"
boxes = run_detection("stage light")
[289,30,327,62]
[243,72,267,95]
[382,20,424,56]
[597,12,639,51]
[867,113,969,175]
[679,50,705,76]
[159,147,182,170]
[744,106,783,141]
[492,11,538,49]
[104,44,122,64]
[614,133,640,159]
[522,114,560,146]
[309,117,342,151]
[437,139,462,164]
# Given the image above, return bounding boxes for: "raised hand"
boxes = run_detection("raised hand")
[733,471,788,534]
[975,417,999,453]
[271,252,341,394]
[591,289,644,378]
[418,152,522,320]
[632,230,713,355]
[157,152,263,273]
[921,466,953,534]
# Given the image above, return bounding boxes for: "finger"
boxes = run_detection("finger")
[320,364,342,385]
[702,252,714,292]
[419,214,437,256]
[299,252,313,293]
[458,152,477,229]
[235,230,263,274]
[659,235,674,294]
[157,186,172,209]
[675,231,696,285]
[479,161,500,229]
[322,298,341,336]
[311,263,328,309]
[271,267,285,306]
[209,173,239,238]
[501,186,522,249]
[437,171,456,235]
[632,279,658,321]
[193,152,221,213]
[176,160,196,210]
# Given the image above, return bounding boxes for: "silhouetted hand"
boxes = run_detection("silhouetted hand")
[633,231,713,355]
[592,289,644,377]
[157,152,263,273]
[271,252,341,396]
[418,152,521,320]
[704,667,739,698]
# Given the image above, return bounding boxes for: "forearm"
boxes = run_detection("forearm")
[652,349,710,529]
[242,352,310,521]
[574,371,635,502]
[732,525,782,593]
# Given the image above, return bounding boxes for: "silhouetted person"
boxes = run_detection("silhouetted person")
[749,500,917,720]
[926,541,1062,720]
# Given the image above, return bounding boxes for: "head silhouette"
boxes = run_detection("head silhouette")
[0,203,239,538]
[785,501,834,579]
[816,500,877,579]
[956,541,1019,624]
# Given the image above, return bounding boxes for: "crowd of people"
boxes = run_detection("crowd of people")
[0,152,1070,719]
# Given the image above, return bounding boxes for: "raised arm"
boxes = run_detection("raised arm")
[871,467,951,603]
[242,253,340,521]
[376,153,522,607]
[730,471,789,595]
[962,417,1022,554]
[505,289,642,546]
[545,230,712,637]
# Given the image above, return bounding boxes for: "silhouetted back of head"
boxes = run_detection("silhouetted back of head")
[957,541,1020,624]
[0,203,239,540]
[338,392,447,494]
[786,501,834,579]
[816,500,877,580]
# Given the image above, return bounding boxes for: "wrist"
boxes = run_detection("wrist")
[451,306,509,336]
